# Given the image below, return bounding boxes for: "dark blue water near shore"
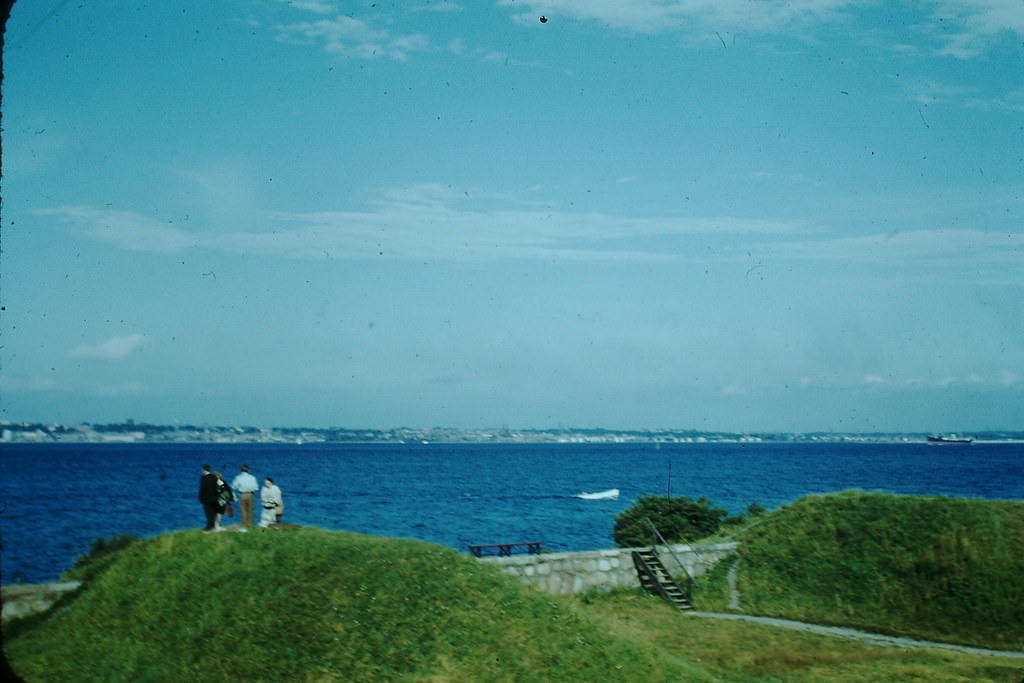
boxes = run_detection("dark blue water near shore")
[1,442,1021,585]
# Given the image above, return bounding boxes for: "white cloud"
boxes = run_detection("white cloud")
[40,187,1018,276]
[69,334,152,361]
[965,90,1024,113]
[36,206,198,252]
[267,0,1024,67]
[868,372,1022,389]
[930,0,1024,57]
[275,15,433,60]
[176,161,263,226]
[41,187,811,263]
[763,228,1021,274]
[908,79,978,106]
[469,46,547,68]
[412,1,462,12]
[265,0,1023,64]
[498,0,1024,57]
[816,371,1022,390]
[499,0,853,35]
[278,0,337,15]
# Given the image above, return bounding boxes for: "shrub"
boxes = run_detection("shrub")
[65,534,139,582]
[746,501,767,518]
[613,495,727,546]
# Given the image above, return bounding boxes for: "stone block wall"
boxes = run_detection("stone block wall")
[1,582,81,622]
[478,542,739,596]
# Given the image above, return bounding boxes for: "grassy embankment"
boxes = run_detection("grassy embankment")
[4,491,1023,681]
[5,528,704,682]
[693,490,1024,651]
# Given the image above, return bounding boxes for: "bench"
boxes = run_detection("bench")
[468,542,543,557]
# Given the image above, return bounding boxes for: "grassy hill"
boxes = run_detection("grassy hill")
[4,528,704,682]
[5,492,1023,681]
[697,490,1024,650]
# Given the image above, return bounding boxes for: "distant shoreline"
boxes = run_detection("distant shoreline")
[3,422,1022,446]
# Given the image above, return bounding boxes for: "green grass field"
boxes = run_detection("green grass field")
[698,490,1024,650]
[5,529,702,682]
[4,491,1023,681]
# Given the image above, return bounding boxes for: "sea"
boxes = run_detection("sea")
[1,441,1021,586]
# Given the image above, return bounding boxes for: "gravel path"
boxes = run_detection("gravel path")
[685,611,1024,658]
[725,559,741,610]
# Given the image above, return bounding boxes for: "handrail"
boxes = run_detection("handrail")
[643,518,696,599]
[718,513,771,541]
[644,516,717,571]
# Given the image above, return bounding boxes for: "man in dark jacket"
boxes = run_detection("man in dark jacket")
[199,464,220,531]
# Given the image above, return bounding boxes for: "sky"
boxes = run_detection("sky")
[1,0,1021,433]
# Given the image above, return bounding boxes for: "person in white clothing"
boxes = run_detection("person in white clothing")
[259,477,283,527]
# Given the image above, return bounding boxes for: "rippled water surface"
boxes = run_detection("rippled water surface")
[1,441,1021,584]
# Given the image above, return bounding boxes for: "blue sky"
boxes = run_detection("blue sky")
[2,0,1021,432]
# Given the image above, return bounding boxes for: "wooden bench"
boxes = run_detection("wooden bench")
[468,542,542,557]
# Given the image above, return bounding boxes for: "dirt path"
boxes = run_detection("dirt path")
[685,611,1024,658]
[725,559,741,610]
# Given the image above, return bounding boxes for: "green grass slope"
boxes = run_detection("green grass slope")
[730,490,1024,650]
[4,528,704,682]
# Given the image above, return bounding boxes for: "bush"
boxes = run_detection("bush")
[65,534,139,582]
[746,501,767,518]
[613,495,727,547]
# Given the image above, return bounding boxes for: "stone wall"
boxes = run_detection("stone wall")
[1,582,81,622]
[479,542,739,596]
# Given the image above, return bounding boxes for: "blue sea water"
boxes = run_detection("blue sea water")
[1,441,1021,585]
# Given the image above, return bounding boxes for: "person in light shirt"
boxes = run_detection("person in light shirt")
[259,477,283,528]
[231,465,259,528]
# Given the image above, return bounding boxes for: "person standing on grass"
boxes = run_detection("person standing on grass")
[259,477,283,528]
[231,464,259,528]
[198,465,220,531]
[214,472,234,531]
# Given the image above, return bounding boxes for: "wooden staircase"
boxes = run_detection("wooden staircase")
[632,548,693,611]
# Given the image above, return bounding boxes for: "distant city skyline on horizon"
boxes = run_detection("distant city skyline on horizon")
[2,2,1021,434]
[3,418,1015,440]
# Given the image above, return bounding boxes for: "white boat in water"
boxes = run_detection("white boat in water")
[577,488,620,500]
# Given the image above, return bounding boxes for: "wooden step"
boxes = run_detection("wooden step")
[632,549,692,611]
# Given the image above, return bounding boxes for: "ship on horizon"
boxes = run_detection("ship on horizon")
[926,434,973,445]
